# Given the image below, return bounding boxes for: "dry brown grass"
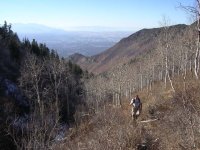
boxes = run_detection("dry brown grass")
[132,75,200,149]
[52,75,200,150]
[55,101,161,150]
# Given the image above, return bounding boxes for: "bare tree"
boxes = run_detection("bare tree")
[159,16,175,92]
[46,56,66,120]
[19,53,45,116]
[180,0,200,79]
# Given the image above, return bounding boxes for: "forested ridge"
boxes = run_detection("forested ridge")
[0,21,89,149]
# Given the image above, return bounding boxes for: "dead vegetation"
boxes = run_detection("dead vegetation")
[51,75,200,150]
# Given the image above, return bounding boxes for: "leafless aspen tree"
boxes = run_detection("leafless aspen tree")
[159,16,175,92]
[180,0,200,79]
[46,56,65,120]
[19,53,45,117]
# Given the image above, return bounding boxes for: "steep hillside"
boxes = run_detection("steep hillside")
[68,53,97,71]
[55,76,200,150]
[70,24,188,74]
[0,22,87,150]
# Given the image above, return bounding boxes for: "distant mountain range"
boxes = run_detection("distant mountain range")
[69,24,189,74]
[12,23,133,57]
[12,23,66,34]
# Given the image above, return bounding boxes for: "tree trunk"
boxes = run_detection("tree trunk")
[165,56,167,88]
[172,55,175,77]
[195,0,200,79]
[140,74,143,90]
[165,45,175,92]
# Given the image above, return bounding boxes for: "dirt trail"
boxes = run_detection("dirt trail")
[64,90,176,149]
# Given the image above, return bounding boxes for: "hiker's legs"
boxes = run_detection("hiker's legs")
[134,107,138,119]
[134,106,142,119]
[131,106,139,119]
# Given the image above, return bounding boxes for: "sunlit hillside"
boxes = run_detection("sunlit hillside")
[55,75,200,149]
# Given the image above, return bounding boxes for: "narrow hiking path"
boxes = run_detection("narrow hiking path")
[64,101,155,149]
[59,89,184,149]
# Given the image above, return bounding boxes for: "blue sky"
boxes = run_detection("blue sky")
[0,0,194,31]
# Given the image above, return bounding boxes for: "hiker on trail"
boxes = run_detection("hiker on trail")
[130,95,142,119]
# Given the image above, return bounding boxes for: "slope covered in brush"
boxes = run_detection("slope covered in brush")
[70,24,188,74]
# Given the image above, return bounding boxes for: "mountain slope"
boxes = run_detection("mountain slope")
[70,24,188,74]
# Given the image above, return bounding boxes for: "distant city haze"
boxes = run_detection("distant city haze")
[13,23,133,57]
[0,0,192,56]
